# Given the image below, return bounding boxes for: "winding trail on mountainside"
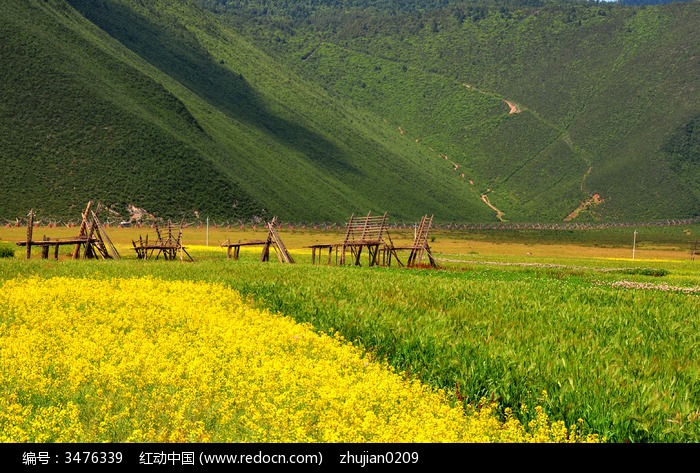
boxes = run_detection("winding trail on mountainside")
[504,99,521,114]
[392,82,598,223]
[460,84,604,222]
[390,88,518,221]
[564,192,604,222]
[405,83,521,221]
[480,192,506,222]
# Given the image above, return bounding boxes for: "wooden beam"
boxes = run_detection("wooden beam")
[25,210,33,259]
[72,201,92,259]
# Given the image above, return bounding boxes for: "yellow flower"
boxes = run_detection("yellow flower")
[0,276,599,443]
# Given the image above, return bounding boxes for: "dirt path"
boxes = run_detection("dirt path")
[504,100,521,114]
[391,84,523,222]
[564,193,603,221]
[480,192,506,222]
[464,83,521,115]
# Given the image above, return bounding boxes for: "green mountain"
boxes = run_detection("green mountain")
[1,0,698,224]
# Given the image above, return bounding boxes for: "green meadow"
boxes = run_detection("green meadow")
[1,225,698,442]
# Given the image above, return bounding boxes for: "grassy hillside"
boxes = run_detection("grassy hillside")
[210,0,700,222]
[0,0,262,222]
[0,0,493,225]
[1,0,698,224]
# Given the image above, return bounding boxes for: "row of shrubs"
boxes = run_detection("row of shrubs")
[0,244,15,258]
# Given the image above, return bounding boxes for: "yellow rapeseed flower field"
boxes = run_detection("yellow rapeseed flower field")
[0,276,600,443]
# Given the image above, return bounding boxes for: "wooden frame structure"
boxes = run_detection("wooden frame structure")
[308,211,399,267]
[220,216,294,263]
[16,201,120,260]
[220,239,267,260]
[308,242,337,265]
[261,216,294,263]
[393,214,438,268]
[340,211,397,266]
[309,212,438,268]
[132,221,193,261]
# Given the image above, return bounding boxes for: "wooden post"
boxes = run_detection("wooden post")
[72,201,92,259]
[25,210,34,259]
[354,245,363,266]
[261,237,271,262]
[41,236,49,259]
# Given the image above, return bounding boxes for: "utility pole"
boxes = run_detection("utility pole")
[632,230,637,260]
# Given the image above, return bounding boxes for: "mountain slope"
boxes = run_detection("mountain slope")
[211,0,699,222]
[1,0,493,224]
[0,0,260,222]
[1,0,698,224]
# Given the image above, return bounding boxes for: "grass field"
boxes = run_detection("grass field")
[2,222,697,262]
[1,223,698,443]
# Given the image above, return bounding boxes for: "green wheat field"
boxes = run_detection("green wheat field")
[1,224,698,443]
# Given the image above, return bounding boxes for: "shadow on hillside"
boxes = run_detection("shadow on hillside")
[67,0,358,176]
